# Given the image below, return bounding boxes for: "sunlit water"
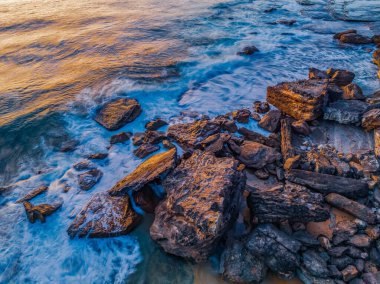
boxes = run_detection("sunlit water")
[0,0,379,283]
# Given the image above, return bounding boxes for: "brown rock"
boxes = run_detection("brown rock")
[67,193,141,238]
[110,132,132,144]
[333,29,357,39]
[309,67,329,80]
[132,132,145,146]
[133,185,160,214]
[232,109,251,123]
[342,83,365,100]
[238,141,281,169]
[145,118,168,130]
[87,153,108,160]
[133,143,160,159]
[362,109,380,131]
[109,148,177,196]
[78,169,103,190]
[374,49,380,66]
[339,33,373,44]
[16,185,48,203]
[94,98,141,130]
[251,112,261,121]
[349,234,372,248]
[291,120,311,135]
[238,127,280,148]
[326,69,355,87]
[258,110,282,132]
[284,155,301,171]
[341,265,359,282]
[374,129,380,158]
[162,139,175,149]
[325,193,376,224]
[254,101,270,114]
[281,118,295,162]
[23,200,62,223]
[267,79,328,121]
[150,151,245,261]
[365,226,380,240]
[143,130,166,144]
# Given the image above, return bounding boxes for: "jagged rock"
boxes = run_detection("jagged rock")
[145,118,168,130]
[167,119,220,149]
[246,224,301,279]
[78,169,102,190]
[109,148,177,196]
[232,109,251,123]
[238,127,280,148]
[362,109,380,131]
[338,33,373,44]
[328,246,349,258]
[325,193,376,224]
[73,160,96,171]
[237,141,281,169]
[324,100,368,125]
[334,220,358,236]
[326,68,355,87]
[221,240,267,283]
[237,46,259,56]
[87,153,108,160]
[132,185,159,214]
[342,83,365,100]
[16,185,48,203]
[198,133,230,154]
[267,79,328,121]
[150,151,245,261]
[285,169,369,198]
[254,169,269,180]
[247,182,329,223]
[67,193,141,238]
[23,200,62,223]
[110,132,132,144]
[94,98,141,130]
[258,110,282,132]
[309,67,329,80]
[254,101,270,114]
[133,143,160,158]
[291,120,311,135]
[302,250,330,277]
[342,265,359,282]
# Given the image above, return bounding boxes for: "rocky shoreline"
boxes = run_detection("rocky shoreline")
[12,29,380,283]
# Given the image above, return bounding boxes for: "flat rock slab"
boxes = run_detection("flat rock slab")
[267,79,328,121]
[247,181,329,223]
[167,119,220,149]
[94,98,141,130]
[324,100,368,125]
[325,193,376,224]
[285,169,368,198]
[67,193,141,238]
[150,151,245,261]
[109,148,177,196]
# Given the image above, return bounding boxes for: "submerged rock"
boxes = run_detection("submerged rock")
[237,45,259,56]
[23,200,62,223]
[338,33,373,45]
[267,79,328,121]
[247,182,329,223]
[16,185,48,203]
[67,193,141,238]
[78,169,103,190]
[109,148,177,196]
[324,100,368,125]
[150,151,245,261]
[237,141,281,169]
[94,98,141,130]
[246,224,301,279]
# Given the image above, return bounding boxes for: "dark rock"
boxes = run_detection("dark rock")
[324,100,368,125]
[252,113,262,121]
[237,141,281,169]
[94,98,141,130]
[237,45,259,56]
[238,127,280,148]
[67,193,141,238]
[362,272,380,284]
[281,118,295,160]
[309,67,329,80]
[133,185,159,214]
[342,84,365,100]
[326,68,355,87]
[342,265,359,282]
[145,118,168,130]
[374,49,380,66]
[87,153,108,160]
[331,256,355,270]
[16,185,48,203]
[221,240,267,283]
[364,261,378,273]
[167,119,220,149]
[247,182,329,223]
[334,30,357,40]
[267,79,328,121]
[110,132,132,144]
[328,246,349,258]
[370,247,380,266]
[347,246,368,259]
[109,148,177,196]
[349,234,372,248]
[297,266,335,284]
[302,250,330,277]
[325,193,376,224]
[333,233,351,246]
[133,143,160,159]
[293,230,320,247]
[23,200,62,223]
[227,139,241,155]
[73,160,95,171]
[162,139,175,149]
[199,133,230,154]
[232,109,251,123]
[258,110,282,132]
[365,226,380,240]
[355,259,365,273]
[254,101,270,114]
[277,19,296,26]
[254,169,269,180]
[143,130,166,144]
[150,151,245,261]
[328,265,341,278]
[59,139,79,152]
[78,169,102,190]
[339,33,373,44]
[291,120,311,135]
[214,116,238,133]
[246,224,301,279]
[285,169,369,198]
[319,235,332,250]
[132,132,145,146]
[362,109,380,131]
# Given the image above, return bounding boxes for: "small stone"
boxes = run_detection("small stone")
[355,259,365,273]
[162,139,175,149]
[277,19,296,26]
[251,112,261,121]
[342,83,365,100]
[328,246,348,258]
[133,143,160,159]
[78,169,103,190]
[366,226,380,240]
[110,132,132,144]
[309,68,329,80]
[73,161,95,171]
[254,101,270,114]
[232,109,251,123]
[237,45,259,56]
[254,169,269,180]
[60,139,79,152]
[132,132,145,146]
[238,141,281,169]
[342,265,359,282]
[318,235,331,250]
[339,33,373,44]
[145,118,168,130]
[331,256,354,270]
[87,153,108,160]
[23,200,62,223]
[302,250,330,277]
[333,29,357,40]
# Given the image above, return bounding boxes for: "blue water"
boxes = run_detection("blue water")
[0,0,379,283]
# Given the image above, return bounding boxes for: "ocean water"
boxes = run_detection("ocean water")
[0,0,379,283]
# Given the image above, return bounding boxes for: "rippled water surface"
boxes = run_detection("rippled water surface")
[0,0,379,283]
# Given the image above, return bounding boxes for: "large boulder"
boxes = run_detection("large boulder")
[267,79,328,121]
[246,224,301,279]
[150,151,245,261]
[247,182,329,223]
[324,100,368,125]
[67,193,141,238]
[94,98,141,130]
[109,148,177,196]
[237,141,281,169]
[167,119,221,149]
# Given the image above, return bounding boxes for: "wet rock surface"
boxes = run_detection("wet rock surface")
[78,169,103,190]
[324,100,368,125]
[16,185,48,203]
[23,200,62,223]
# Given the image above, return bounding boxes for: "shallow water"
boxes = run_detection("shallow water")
[0,0,379,283]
